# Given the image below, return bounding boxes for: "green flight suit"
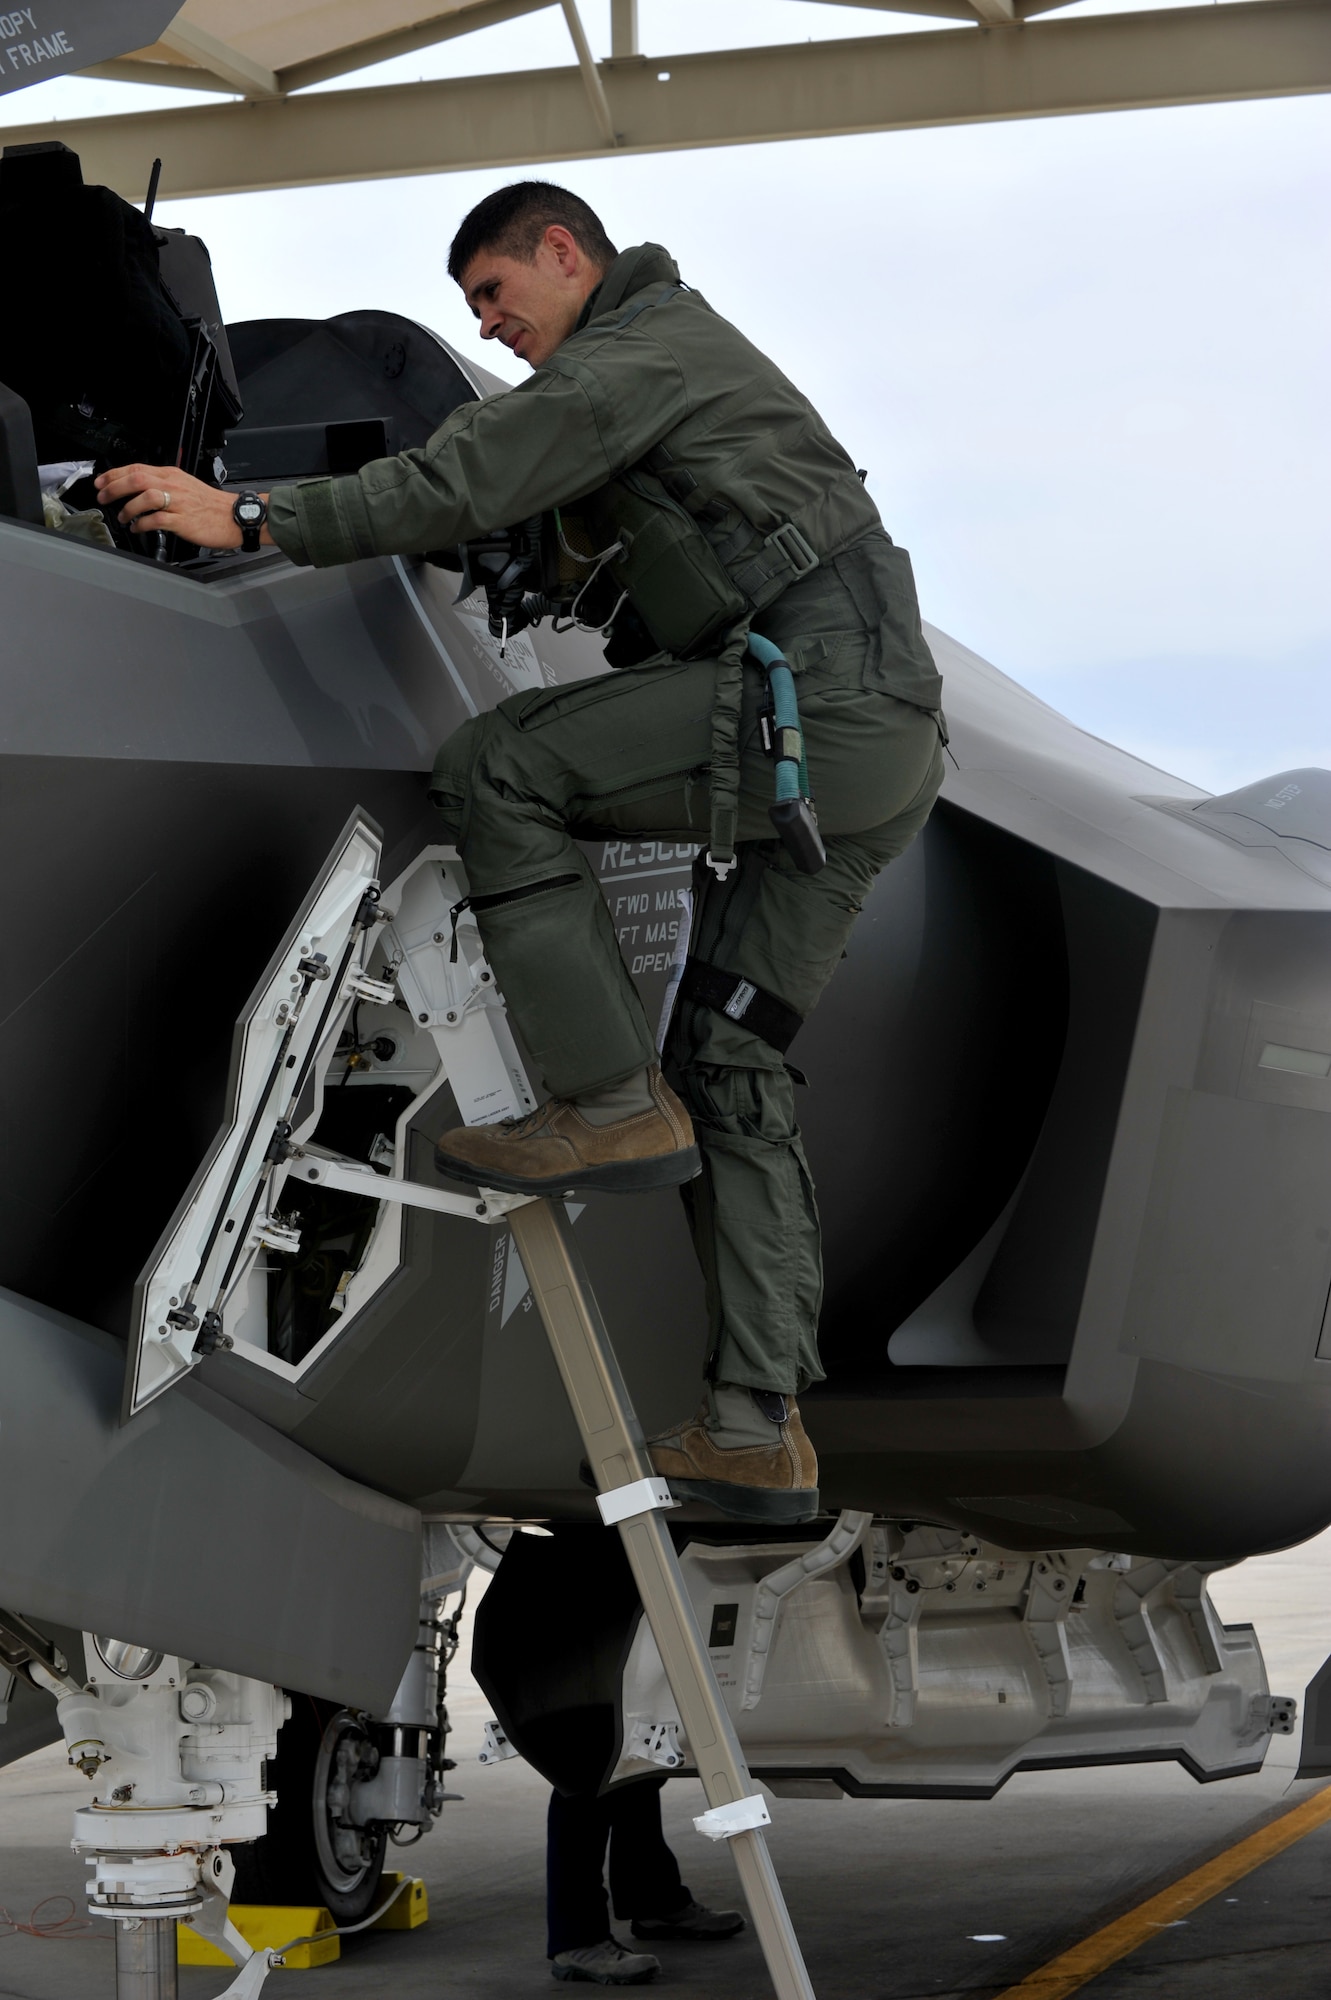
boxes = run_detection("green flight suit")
[267,244,945,1398]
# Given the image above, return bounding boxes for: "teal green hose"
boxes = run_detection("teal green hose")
[747,632,826,874]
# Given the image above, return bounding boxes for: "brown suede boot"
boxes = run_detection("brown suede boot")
[648,1392,820,1526]
[434,1067,699,1196]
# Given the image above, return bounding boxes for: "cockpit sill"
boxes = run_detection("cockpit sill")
[1,504,291,583]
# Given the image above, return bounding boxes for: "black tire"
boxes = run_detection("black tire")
[231,1693,387,1925]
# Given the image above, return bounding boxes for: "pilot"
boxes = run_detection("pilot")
[96,182,945,1527]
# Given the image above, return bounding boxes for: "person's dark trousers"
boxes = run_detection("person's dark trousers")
[547,1775,690,1957]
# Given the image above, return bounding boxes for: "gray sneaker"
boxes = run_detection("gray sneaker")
[552,1938,661,1985]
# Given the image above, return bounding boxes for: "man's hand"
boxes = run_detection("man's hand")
[93,464,273,550]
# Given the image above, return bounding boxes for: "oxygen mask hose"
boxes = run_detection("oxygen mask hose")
[747,632,827,875]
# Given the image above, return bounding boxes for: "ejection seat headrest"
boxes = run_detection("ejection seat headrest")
[0,141,201,467]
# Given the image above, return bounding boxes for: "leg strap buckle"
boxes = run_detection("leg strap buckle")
[678,960,804,1056]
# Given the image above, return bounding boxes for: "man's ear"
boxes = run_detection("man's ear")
[544,224,581,273]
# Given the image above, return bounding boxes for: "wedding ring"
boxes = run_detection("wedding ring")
[160,489,171,511]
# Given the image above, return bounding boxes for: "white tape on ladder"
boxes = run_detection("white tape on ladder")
[693,1794,772,1841]
[596,1476,678,1526]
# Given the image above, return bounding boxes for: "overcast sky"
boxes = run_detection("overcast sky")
[6,1,1328,795]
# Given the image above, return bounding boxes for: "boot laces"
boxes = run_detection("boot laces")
[495,1100,558,1138]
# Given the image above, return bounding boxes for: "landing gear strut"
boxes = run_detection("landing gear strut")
[114,1918,179,2000]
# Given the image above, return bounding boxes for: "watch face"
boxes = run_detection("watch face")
[236,499,263,524]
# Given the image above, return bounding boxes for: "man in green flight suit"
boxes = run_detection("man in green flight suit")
[97,182,945,1528]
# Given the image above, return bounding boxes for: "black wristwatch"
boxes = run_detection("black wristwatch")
[232,490,267,553]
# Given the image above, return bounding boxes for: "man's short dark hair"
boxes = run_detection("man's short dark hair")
[448,181,618,284]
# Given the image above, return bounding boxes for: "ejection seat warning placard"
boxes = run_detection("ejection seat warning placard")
[1,3,181,92]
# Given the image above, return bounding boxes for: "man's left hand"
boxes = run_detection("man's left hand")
[93,465,271,550]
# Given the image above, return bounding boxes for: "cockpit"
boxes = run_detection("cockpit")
[0,137,484,570]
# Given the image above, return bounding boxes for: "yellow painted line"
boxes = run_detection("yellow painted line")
[996,1782,1331,1999]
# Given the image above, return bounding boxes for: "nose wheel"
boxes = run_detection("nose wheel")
[313,1709,389,1921]
[231,1696,386,1926]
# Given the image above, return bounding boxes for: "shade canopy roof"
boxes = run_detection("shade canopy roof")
[0,0,1326,200]
[116,1,562,97]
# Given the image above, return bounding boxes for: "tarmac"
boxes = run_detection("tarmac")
[2,1531,1330,2000]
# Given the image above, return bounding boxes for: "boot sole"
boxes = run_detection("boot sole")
[661,1477,821,1527]
[435,1144,701,1196]
[551,1964,659,1986]
[630,1922,745,1943]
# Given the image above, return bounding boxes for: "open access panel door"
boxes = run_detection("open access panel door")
[126,811,387,1416]
[126,813,533,1420]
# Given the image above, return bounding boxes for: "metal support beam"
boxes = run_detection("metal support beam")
[159,19,280,98]
[801,0,1132,17]
[78,58,234,92]
[81,1,553,96]
[801,0,979,16]
[559,0,618,146]
[19,3,1331,204]
[280,0,552,93]
[611,0,640,59]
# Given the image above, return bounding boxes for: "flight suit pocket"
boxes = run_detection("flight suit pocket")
[833,537,941,704]
[506,662,691,731]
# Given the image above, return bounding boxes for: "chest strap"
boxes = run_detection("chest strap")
[678,960,803,1055]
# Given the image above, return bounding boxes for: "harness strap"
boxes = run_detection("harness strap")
[705,619,750,872]
[678,959,804,1055]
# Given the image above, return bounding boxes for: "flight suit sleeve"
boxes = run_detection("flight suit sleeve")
[266,331,691,569]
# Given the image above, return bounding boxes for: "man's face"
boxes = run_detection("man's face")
[459,224,604,369]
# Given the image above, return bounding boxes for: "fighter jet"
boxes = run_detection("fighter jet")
[1,133,1326,1964]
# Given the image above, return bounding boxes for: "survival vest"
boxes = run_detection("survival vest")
[542,253,901,670]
